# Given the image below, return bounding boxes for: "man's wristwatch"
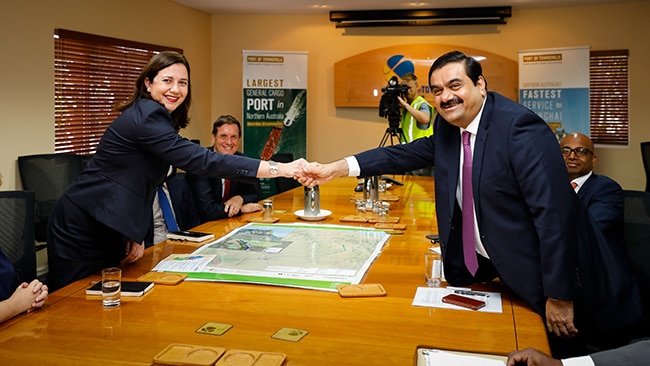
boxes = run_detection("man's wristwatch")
[268,160,279,175]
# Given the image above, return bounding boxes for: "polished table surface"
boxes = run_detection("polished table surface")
[0,176,549,365]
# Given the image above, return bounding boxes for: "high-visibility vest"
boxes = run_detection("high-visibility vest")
[400,95,434,143]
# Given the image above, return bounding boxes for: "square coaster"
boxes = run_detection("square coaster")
[196,322,233,336]
[374,223,407,230]
[271,327,309,342]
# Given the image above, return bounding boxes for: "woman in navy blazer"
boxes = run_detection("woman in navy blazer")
[47,51,304,292]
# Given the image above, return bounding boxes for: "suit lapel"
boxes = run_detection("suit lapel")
[443,127,461,214]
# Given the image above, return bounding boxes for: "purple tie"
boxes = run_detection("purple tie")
[462,131,479,276]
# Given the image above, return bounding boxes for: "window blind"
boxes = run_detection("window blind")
[589,49,629,145]
[54,29,181,154]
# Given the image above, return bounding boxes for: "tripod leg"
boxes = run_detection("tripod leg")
[379,130,390,147]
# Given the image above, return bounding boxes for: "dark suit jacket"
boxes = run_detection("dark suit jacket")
[577,173,624,249]
[590,339,650,366]
[573,174,641,331]
[61,98,260,243]
[186,149,262,222]
[354,92,640,331]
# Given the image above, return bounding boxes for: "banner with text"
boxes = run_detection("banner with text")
[518,46,590,141]
[242,50,307,197]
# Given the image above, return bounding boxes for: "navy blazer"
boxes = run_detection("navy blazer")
[577,173,624,249]
[186,149,262,222]
[573,173,641,330]
[63,98,260,243]
[354,92,640,330]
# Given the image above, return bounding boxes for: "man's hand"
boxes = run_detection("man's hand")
[506,347,562,366]
[241,202,262,214]
[545,298,578,338]
[124,240,144,263]
[224,195,245,217]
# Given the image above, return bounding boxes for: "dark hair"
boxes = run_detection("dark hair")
[116,51,192,130]
[428,51,485,90]
[212,115,241,137]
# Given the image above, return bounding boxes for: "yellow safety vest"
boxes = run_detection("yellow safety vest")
[400,95,434,143]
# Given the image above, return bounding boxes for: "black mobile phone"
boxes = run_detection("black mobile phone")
[426,234,439,242]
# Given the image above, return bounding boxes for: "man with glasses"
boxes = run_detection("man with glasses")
[560,132,624,249]
[560,132,639,351]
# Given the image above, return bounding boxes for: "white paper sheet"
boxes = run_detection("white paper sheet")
[412,287,502,313]
[421,349,506,366]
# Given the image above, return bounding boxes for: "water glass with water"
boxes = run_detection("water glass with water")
[102,267,121,308]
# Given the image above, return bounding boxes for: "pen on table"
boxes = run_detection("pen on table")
[454,289,490,297]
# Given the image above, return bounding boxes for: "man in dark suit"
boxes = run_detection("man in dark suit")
[507,340,650,366]
[186,115,262,222]
[300,51,641,357]
[560,132,640,350]
[146,171,202,247]
[561,132,624,249]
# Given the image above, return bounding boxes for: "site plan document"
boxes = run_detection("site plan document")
[151,223,390,292]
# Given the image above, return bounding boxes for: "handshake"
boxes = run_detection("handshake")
[269,158,351,188]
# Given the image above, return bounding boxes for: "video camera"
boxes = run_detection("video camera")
[379,76,409,127]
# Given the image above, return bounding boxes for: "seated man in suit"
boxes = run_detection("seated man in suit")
[186,115,262,222]
[560,132,635,350]
[147,172,202,247]
[507,340,650,366]
[561,132,624,249]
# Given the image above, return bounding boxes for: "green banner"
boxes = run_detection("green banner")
[242,51,307,197]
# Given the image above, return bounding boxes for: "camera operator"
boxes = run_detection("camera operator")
[397,72,434,143]
[398,72,435,176]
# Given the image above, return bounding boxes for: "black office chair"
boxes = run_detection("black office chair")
[641,142,650,192]
[270,153,300,194]
[622,190,650,339]
[17,153,91,249]
[0,191,37,284]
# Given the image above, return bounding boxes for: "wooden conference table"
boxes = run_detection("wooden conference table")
[0,176,549,365]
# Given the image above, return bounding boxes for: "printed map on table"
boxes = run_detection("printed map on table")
[151,223,390,292]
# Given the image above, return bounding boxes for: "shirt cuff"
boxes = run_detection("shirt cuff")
[562,356,595,366]
[345,156,360,177]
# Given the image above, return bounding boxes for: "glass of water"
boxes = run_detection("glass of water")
[102,267,121,308]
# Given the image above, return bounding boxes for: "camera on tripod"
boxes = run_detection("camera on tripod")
[379,76,409,127]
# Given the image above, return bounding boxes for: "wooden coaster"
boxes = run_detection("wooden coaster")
[367,216,400,223]
[137,272,187,285]
[339,215,369,223]
[215,349,286,366]
[350,194,400,202]
[374,223,407,230]
[247,217,280,223]
[153,343,226,366]
[337,283,386,297]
